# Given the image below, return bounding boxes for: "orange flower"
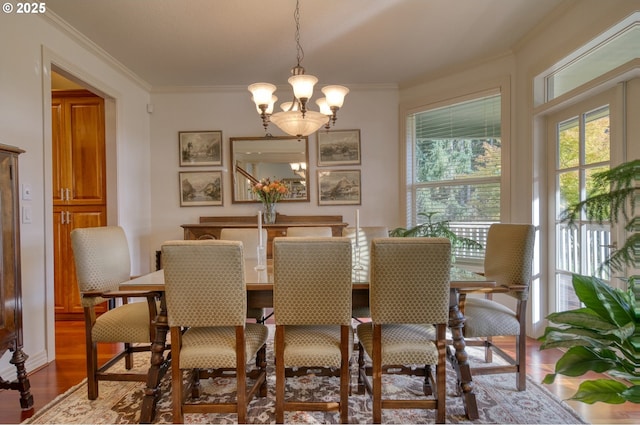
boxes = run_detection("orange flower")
[251,178,289,204]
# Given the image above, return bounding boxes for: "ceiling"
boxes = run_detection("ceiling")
[46,0,565,89]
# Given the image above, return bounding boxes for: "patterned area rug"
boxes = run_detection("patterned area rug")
[24,327,585,424]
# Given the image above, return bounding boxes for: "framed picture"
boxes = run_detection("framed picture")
[317,169,361,205]
[179,131,222,166]
[317,129,361,166]
[230,136,310,203]
[179,171,223,206]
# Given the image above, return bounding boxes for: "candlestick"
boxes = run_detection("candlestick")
[353,208,363,271]
[258,211,263,247]
[355,209,360,247]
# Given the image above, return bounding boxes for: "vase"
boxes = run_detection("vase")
[263,202,277,224]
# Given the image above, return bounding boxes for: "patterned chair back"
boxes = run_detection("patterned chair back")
[273,237,352,326]
[484,224,536,300]
[220,228,268,259]
[162,240,246,327]
[71,226,131,307]
[370,237,450,325]
[286,226,332,237]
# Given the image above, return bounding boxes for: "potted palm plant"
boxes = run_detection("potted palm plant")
[389,211,483,256]
[539,159,639,404]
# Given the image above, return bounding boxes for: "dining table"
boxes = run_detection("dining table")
[120,259,494,423]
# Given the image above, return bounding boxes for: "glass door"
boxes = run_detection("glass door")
[547,89,619,312]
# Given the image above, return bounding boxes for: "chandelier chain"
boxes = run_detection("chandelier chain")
[294,0,304,68]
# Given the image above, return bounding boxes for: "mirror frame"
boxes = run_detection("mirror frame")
[230,135,310,203]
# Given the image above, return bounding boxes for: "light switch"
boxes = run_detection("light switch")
[22,184,32,201]
[22,205,32,224]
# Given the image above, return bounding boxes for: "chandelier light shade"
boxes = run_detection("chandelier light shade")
[248,0,348,137]
[269,110,329,138]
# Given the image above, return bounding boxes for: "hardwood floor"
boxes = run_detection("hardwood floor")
[1,321,638,424]
[0,321,122,424]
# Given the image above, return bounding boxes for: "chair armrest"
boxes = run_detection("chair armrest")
[82,290,161,300]
[458,286,509,295]
[506,284,528,292]
[104,290,161,299]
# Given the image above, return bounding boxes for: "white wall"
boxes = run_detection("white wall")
[0,13,152,376]
[148,86,400,253]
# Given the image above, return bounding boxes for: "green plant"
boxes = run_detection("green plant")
[389,212,483,251]
[540,274,640,403]
[559,159,639,273]
[540,160,640,404]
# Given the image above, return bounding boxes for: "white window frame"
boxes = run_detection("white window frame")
[400,84,511,266]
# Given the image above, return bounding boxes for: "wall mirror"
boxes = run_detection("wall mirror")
[230,136,310,203]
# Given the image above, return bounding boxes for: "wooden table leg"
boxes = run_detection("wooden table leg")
[447,289,479,420]
[139,295,170,424]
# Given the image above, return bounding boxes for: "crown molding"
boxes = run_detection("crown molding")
[151,82,398,94]
[41,11,152,92]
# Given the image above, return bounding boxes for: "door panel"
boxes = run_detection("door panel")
[68,99,106,205]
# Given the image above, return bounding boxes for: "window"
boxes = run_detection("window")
[536,12,640,105]
[406,94,501,261]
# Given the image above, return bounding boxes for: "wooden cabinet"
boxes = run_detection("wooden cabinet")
[181,214,348,258]
[53,206,106,316]
[0,144,33,409]
[52,91,106,206]
[52,91,107,318]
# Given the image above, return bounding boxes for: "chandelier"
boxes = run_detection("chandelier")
[248,0,349,138]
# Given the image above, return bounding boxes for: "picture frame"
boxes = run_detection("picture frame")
[317,129,361,166]
[230,136,310,203]
[179,130,222,166]
[179,170,223,206]
[317,169,361,205]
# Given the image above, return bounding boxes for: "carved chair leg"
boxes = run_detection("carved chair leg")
[257,345,268,397]
[423,364,433,396]
[357,342,365,394]
[485,336,493,363]
[191,368,201,398]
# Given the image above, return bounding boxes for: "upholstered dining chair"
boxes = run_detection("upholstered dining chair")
[70,226,160,400]
[342,226,389,321]
[285,226,332,237]
[219,227,269,323]
[273,237,352,424]
[356,237,451,424]
[161,239,268,423]
[459,223,535,391]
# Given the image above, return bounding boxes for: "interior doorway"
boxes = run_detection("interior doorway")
[50,70,110,328]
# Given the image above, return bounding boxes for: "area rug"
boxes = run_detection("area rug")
[24,328,585,424]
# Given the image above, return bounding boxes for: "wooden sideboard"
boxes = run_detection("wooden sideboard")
[0,144,33,409]
[181,214,348,257]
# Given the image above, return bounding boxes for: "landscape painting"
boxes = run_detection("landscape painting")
[317,169,361,205]
[317,129,361,166]
[179,131,222,166]
[179,171,222,206]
